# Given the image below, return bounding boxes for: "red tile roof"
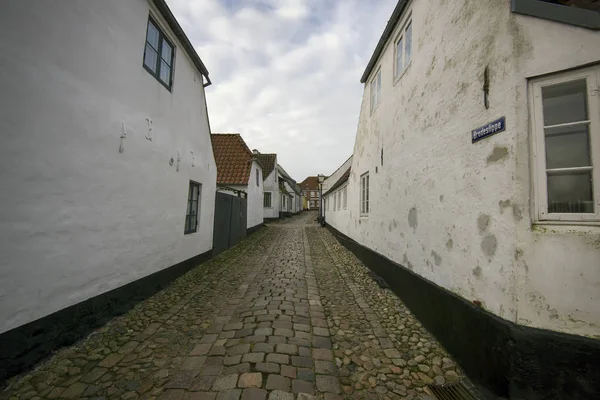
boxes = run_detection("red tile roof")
[300,176,320,191]
[211,133,254,185]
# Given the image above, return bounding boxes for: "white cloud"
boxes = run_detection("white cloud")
[167,0,397,181]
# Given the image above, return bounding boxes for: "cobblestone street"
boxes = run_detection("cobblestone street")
[2,213,462,400]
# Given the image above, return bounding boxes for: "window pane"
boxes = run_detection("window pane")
[186,199,192,216]
[542,79,588,126]
[189,214,197,231]
[405,22,412,65]
[547,171,594,213]
[159,62,171,85]
[144,44,158,72]
[396,37,403,75]
[146,21,159,49]
[545,123,591,169]
[192,184,198,201]
[161,40,173,64]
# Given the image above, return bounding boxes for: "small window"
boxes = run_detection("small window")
[360,173,370,215]
[143,17,175,90]
[256,169,259,186]
[530,66,600,223]
[264,192,272,208]
[370,69,382,112]
[185,181,201,234]
[333,193,337,211]
[395,19,412,79]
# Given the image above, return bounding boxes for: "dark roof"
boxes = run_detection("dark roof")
[324,167,351,196]
[300,176,320,191]
[360,0,410,83]
[152,0,211,85]
[254,153,277,180]
[211,134,254,185]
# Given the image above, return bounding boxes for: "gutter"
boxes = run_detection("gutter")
[152,0,212,87]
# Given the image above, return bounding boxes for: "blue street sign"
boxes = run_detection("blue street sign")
[472,117,506,143]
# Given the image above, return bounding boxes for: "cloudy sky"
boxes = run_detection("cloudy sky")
[166,0,396,181]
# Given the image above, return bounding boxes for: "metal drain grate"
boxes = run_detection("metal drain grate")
[426,381,479,400]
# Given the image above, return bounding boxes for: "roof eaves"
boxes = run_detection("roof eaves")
[151,0,212,86]
[360,0,410,84]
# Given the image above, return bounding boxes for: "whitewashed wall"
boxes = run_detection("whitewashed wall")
[344,0,600,337]
[263,166,280,219]
[323,156,353,233]
[245,161,264,229]
[0,0,217,334]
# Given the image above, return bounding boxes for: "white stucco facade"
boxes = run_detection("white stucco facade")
[0,0,217,334]
[323,156,353,232]
[263,165,281,220]
[339,0,600,338]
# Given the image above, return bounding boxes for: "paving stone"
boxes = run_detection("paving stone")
[265,374,291,391]
[215,389,242,400]
[311,337,332,349]
[159,389,186,400]
[228,344,252,355]
[254,327,273,336]
[280,365,296,379]
[238,373,262,388]
[165,371,199,389]
[60,382,87,398]
[312,327,329,337]
[242,352,265,363]
[190,375,217,391]
[224,363,251,375]
[253,343,274,353]
[315,375,341,394]
[240,388,267,400]
[212,374,239,391]
[200,334,219,344]
[255,362,280,374]
[181,356,207,370]
[297,368,314,382]
[224,355,242,365]
[266,353,289,364]
[312,349,333,361]
[291,379,314,394]
[314,361,337,375]
[267,390,294,400]
[296,394,317,400]
[275,344,297,355]
[185,392,217,400]
[199,365,223,376]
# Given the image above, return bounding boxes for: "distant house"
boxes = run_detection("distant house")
[0,0,217,382]
[277,165,302,215]
[211,134,264,233]
[253,151,280,221]
[322,156,352,229]
[300,176,321,210]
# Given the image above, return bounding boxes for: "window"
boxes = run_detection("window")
[143,17,175,90]
[256,169,259,186]
[343,187,347,210]
[530,66,600,223]
[264,192,272,208]
[337,191,341,210]
[333,193,337,211]
[370,69,382,112]
[395,20,412,79]
[185,181,201,234]
[360,173,370,215]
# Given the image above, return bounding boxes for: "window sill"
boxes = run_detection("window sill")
[532,221,600,232]
[393,61,412,86]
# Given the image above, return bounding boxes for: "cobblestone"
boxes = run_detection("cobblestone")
[2,212,465,399]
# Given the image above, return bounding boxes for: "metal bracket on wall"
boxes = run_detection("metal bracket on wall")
[119,120,127,153]
[145,118,153,141]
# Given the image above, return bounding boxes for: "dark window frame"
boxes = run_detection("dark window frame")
[256,169,259,186]
[143,16,176,91]
[511,0,600,29]
[264,192,272,208]
[185,181,201,234]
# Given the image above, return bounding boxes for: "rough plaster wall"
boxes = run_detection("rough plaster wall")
[343,0,600,336]
[323,156,353,232]
[262,168,280,219]
[0,0,217,334]
[245,161,264,228]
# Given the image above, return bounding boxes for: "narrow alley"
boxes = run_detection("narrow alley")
[1,213,464,400]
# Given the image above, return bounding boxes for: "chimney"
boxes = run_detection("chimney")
[252,149,260,154]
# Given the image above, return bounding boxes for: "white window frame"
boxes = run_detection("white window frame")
[360,172,370,216]
[333,192,337,211]
[394,16,412,82]
[370,69,382,113]
[343,186,347,210]
[530,65,600,224]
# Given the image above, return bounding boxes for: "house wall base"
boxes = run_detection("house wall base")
[247,223,265,236]
[0,249,212,386]
[326,224,600,400]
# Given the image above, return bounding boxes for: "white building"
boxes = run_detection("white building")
[254,152,281,221]
[212,134,264,233]
[323,156,352,229]
[278,165,302,215]
[0,0,217,381]
[327,0,600,398]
